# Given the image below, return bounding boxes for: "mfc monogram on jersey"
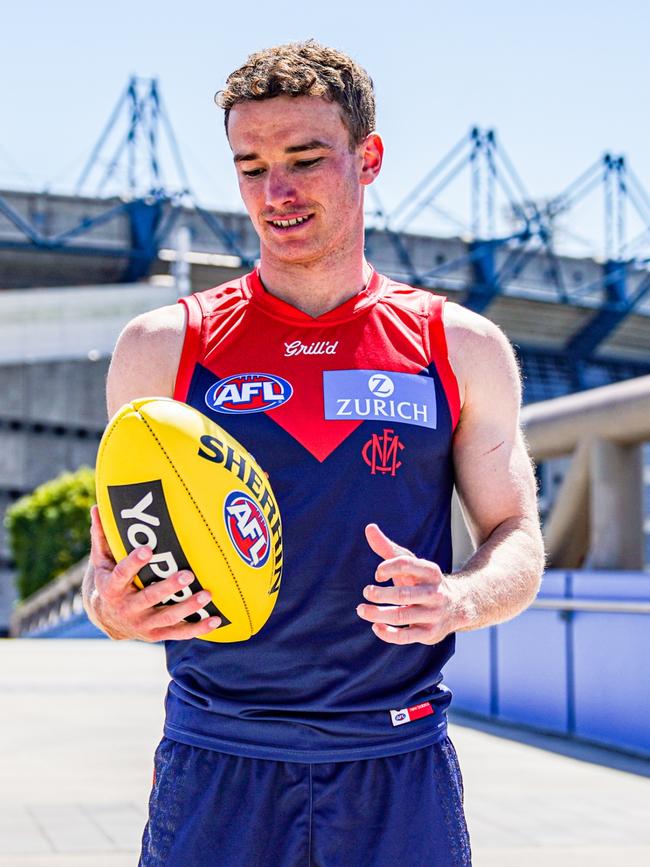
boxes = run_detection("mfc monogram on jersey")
[167,267,460,763]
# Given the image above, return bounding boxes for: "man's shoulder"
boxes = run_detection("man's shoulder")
[119,271,253,358]
[107,303,187,416]
[129,301,185,331]
[443,301,507,344]
[443,302,520,410]
[377,274,436,313]
[376,276,510,350]
[188,271,252,318]
[119,303,186,353]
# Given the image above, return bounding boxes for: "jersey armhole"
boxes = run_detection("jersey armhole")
[173,293,203,401]
[426,295,461,431]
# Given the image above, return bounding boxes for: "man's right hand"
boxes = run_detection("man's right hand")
[83,505,221,641]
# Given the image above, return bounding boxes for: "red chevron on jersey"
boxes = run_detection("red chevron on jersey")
[174,268,459,461]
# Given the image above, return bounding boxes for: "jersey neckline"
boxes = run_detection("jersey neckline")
[244,267,386,325]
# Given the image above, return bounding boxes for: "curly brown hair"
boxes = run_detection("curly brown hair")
[215,40,376,148]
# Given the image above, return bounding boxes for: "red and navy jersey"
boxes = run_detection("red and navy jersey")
[164,268,461,762]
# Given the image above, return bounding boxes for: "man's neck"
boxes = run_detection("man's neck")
[258,255,373,318]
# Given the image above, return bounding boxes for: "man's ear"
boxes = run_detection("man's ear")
[359,133,384,186]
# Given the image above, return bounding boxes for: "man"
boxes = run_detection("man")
[84,41,544,866]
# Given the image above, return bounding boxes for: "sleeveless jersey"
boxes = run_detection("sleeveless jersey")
[164,268,461,763]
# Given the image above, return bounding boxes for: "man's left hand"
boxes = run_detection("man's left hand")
[356,523,461,645]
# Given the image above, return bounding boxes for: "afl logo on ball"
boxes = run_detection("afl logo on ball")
[205,373,293,414]
[224,491,271,568]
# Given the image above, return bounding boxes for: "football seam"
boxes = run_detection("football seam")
[137,409,254,635]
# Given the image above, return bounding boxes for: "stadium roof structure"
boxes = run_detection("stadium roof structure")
[1,78,650,402]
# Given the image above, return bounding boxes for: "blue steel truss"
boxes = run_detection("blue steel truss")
[2,86,650,360]
[376,128,650,356]
[74,76,194,200]
[0,77,254,279]
[369,127,565,313]
[543,154,650,357]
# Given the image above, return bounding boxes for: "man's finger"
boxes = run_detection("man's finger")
[363,580,442,605]
[145,589,214,629]
[373,555,442,585]
[127,571,197,614]
[371,622,435,645]
[89,505,116,566]
[365,523,413,561]
[149,615,222,643]
[356,602,434,627]
[100,546,153,599]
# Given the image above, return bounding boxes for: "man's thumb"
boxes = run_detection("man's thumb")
[365,523,412,561]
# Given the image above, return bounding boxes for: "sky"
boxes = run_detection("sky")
[2,0,650,258]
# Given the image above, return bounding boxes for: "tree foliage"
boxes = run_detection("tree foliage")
[5,467,96,600]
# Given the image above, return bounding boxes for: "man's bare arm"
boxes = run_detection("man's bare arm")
[357,302,544,644]
[105,304,185,417]
[443,303,544,630]
[82,304,220,641]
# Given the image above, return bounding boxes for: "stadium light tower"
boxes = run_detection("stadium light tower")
[384,127,549,312]
[0,75,252,284]
[542,153,650,358]
[74,76,191,199]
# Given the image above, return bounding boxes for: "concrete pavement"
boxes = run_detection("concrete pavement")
[1,640,649,866]
[453,717,650,866]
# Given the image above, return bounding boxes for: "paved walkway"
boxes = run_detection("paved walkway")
[1,640,649,866]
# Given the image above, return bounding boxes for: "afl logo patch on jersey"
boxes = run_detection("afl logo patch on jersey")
[323,370,437,429]
[205,373,293,414]
[224,491,271,568]
[389,702,435,727]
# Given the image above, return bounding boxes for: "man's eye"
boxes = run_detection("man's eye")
[241,168,265,178]
[294,158,322,169]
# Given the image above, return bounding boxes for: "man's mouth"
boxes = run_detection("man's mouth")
[267,214,313,229]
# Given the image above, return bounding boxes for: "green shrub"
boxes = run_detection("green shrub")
[5,466,96,601]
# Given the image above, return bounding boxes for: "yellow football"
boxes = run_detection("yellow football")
[95,397,283,642]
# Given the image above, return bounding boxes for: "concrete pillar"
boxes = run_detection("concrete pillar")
[0,570,17,636]
[0,356,108,633]
[523,375,650,460]
[544,439,590,569]
[586,438,644,570]
[451,489,475,570]
[173,225,192,297]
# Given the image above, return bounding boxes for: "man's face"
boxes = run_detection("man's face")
[228,95,382,268]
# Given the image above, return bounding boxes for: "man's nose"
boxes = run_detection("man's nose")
[264,168,297,209]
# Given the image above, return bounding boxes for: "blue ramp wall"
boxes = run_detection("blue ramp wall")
[21,569,650,756]
[444,570,650,757]
[24,612,106,639]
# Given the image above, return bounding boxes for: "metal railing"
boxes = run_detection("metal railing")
[531,598,650,614]
[10,560,85,637]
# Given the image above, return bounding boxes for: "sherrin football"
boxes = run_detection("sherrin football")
[95,397,283,642]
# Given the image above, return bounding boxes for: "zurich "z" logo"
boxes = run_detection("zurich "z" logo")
[367,373,395,397]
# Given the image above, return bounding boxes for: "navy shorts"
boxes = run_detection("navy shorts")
[140,735,471,866]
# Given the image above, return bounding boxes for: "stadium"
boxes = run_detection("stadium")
[1,65,649,866]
